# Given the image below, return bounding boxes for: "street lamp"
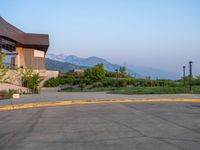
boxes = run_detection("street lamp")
[189,61,193,91]
[183,66,186,87]
[115,69,119,80]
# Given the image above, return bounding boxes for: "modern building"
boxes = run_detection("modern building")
[0,16,48,70]
[0,16,58,87]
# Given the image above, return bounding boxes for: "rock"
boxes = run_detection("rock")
[12,93,20,99]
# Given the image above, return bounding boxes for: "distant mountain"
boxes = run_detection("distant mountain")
[46,54,121,72]
[127,65,180,80]
[45,58,86,72]
[46,54,180,80]
[46,54,67,62]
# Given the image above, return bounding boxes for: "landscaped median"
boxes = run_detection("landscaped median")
[1,98,200,111]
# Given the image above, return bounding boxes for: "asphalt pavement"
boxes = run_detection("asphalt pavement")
[0,101,200,150]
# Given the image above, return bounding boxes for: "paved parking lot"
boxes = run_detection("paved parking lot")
[0,101,200,150]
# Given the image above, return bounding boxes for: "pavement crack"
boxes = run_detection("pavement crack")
[122,103,200,134]
[0,108,45,150]
[95,114,145,137]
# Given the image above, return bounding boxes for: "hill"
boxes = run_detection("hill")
[46,54,180,80]
[45,58,86,72]
[46,54,120,72]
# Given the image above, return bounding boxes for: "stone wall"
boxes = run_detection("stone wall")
[5,70,22,86]
[39,70,59,87]
[2,69,59,88]
[0,83,29,93]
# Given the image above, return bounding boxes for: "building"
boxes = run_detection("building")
[69,69,85,76]
[0,16,48,70]
[0,16,58,87]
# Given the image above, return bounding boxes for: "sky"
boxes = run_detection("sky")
[0,0,200,75]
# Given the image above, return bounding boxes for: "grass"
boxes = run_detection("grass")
[108,86,200,95]
[0,91,12,100]
[61,86,200,94]
[60,87,118,92]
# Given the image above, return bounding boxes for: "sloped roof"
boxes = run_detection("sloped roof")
[0,16,49,52]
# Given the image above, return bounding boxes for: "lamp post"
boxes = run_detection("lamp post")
[115,69,119,80]
[189,61,193,91]
[183,66,186,87]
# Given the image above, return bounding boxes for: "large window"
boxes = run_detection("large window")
[0,37,17,68]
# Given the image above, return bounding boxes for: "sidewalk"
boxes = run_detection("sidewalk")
[1,88,200,106]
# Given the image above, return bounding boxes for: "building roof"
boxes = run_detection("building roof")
[0,16,49,52]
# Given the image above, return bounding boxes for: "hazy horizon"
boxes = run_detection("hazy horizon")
[0,0,200,76]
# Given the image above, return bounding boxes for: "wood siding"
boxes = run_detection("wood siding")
[16,47,45,69]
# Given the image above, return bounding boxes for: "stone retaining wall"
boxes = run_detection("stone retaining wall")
[0,83,29,93]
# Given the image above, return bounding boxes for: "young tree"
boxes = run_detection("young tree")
[17,68,41,93]
[27,74,41,93]
[0,54,9,82]
[84,64,105,82]
[18,68,33,87]
[119,66,126,73]
[66,75,75,90]
[119,66,127,77]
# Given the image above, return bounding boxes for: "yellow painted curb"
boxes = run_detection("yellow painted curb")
[1,98,200,111]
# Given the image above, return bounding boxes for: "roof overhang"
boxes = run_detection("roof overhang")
[0,16,49,53]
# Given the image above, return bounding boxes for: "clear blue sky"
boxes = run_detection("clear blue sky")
[0,0,200,75]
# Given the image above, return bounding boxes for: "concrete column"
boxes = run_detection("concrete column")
[15,47,25,68]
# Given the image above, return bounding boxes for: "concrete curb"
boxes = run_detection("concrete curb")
[1,98,200,111]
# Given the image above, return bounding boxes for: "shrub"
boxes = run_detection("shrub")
[79,77,92,85]
[44,75,76,88]
[0,54,9,83]
[0,89,16,100]
[84,64,105,82]
[101,78,135,87]
[44,78,60,87]
[79,79,86,91]
[192,75,200,85]
[26,74,41,93]
[105,71,116,78]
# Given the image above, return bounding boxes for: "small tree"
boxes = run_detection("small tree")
[84,64,105,82]
[17,68,33,87]
[79,78,86,91]
[0,54,9,82]
[66,75,75,90]
[26,74,41,93]
[17,68,41,93]
[119,66,126,75]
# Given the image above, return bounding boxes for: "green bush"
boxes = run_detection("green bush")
[84,64,105,82]
[44,78,60,87]
[79,77,92,85]
[0,53,9,83]
[0,89,16,100]
[26,74,41,93]
[101,78,135,87]
[192,75,200,85]
[105,71,117,78]
[44,75,76,87]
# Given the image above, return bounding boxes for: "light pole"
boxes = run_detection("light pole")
[115,69,119,80]
[183,66,186,87]
[189,61,193,91]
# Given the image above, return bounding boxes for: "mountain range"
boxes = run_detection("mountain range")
[45,58,86,72]
[46,54,180,80]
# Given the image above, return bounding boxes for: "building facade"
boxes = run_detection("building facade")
[0,16,49,70]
